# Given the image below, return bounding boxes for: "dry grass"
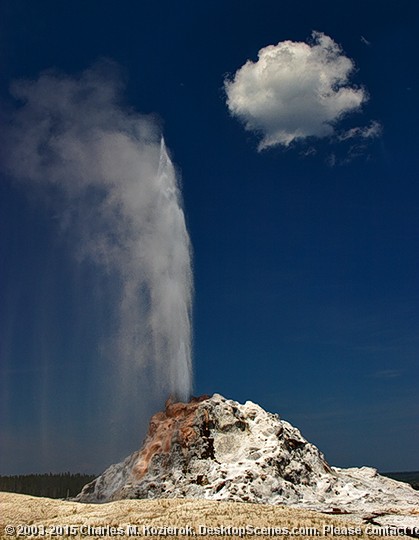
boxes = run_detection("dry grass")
[0,492,388,539]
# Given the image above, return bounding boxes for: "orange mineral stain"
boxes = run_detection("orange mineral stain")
[133,395,209,479]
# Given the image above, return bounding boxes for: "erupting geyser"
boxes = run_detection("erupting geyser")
[145,139,193,401]
[1,61,193,460]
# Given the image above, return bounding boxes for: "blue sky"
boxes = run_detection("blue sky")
[1,0,418,474]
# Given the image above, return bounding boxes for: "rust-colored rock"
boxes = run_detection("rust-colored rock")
[132,395,210,479]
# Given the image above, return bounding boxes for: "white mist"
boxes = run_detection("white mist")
[2,62,193,464]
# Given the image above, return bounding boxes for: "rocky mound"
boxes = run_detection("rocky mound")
[76,394,419,526]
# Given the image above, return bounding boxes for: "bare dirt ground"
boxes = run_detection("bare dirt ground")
[0,492,398,539]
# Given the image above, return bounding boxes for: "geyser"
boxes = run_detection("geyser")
[1,61,193,456]
[76,394,419,529]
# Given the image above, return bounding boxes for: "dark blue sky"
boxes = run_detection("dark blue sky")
[1,0,418,474]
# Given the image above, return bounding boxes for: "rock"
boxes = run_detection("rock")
[76,394,419,527]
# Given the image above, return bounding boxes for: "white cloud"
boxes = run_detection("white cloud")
[225,32,370,150]
[339,120,382,141]
[373,369,402,379]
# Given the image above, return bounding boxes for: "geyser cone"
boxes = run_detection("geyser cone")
[77,394,419,529]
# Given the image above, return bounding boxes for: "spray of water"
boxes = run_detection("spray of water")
[2,61,193,438]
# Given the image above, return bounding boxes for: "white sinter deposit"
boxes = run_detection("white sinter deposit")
[77,394,419,527]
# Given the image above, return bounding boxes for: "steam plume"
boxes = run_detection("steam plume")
[2,61,193,421]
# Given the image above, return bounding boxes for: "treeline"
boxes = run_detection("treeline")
[0,473,96,499]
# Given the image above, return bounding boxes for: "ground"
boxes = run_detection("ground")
[0,492,403,539]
